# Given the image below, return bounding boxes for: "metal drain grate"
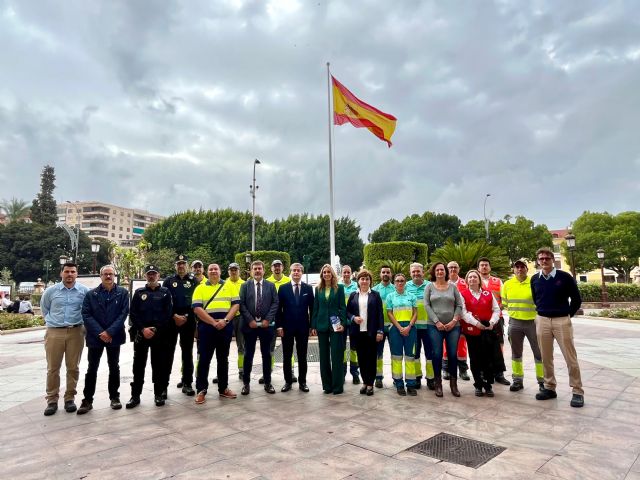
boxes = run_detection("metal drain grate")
[406,432,505,468]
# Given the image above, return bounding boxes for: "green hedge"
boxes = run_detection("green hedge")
[578,283,640,302]
[363,242,428,282]
[589,307,640,320]
[235,251,291,279]
[0,314,44,331]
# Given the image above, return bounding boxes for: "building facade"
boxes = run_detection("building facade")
[57,201,163,247]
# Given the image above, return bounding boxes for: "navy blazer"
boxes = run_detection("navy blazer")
[346,290,384,338]
[82,285,129,347]
[239,279,279,332]
[276,281,314,334]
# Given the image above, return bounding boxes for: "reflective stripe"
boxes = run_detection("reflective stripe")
[512,358,524,378]
[535,361,544,381]
[376,357,384,377]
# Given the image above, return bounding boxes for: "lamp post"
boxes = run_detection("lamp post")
[43,260,52,284]
[596,248,610,308]
[249,159,261,252]
[244,252,253,280]
[59,255,68,274]
[483,193,491,243]
[565,233,576,278]
[91,240,101,274]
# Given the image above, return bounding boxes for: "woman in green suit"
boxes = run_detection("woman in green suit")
[311,264,347,394]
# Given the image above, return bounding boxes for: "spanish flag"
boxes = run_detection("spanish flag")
[332,76,397,147]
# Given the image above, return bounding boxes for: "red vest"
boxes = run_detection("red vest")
[483,276,502,308]
[452,278,468,292]
[460,288,494,336]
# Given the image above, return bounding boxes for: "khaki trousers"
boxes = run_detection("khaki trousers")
[44,326,85,403]
[535,315,583,395]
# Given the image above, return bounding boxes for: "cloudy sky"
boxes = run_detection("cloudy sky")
[1,0,639,239]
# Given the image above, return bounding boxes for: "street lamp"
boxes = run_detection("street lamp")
[565,233,576,278]
[596,248,610,307]
[483,193,491,243]
[43,260,52,283]
[91,240,101,275]
[59,255,68,272]
[249,159,261,252]
[244,252,253,280]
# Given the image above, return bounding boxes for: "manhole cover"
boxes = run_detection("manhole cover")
[406,432,505,468]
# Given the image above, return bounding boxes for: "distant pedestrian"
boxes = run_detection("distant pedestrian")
[40,262,90,416]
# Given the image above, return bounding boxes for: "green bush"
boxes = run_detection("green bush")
[363,242,428,283]
[589,307,640,320]
[578,283,640,302]
[0,314,44,331]
[235,251,291,279]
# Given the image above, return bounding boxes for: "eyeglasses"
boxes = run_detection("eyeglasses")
[447,266,459,270]
[538,257,553,261]
[394,279,405,283]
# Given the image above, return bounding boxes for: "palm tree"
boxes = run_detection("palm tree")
[430,239,512,278]
[0,198,31,223]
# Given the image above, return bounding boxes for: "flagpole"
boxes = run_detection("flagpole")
[326,62,336,268]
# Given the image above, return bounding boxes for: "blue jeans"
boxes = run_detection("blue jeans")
[427,324,460,379]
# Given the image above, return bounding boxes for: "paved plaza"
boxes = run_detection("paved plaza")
[2,317,640,480]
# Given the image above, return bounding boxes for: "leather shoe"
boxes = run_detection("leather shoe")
[177,382,183,388]
[407,387,417,396]
[195,391,206,404]
[475,387,484,397]
[155,395,165,406]
[536,388,557,401]
[258,376,265,385]
[126,396,140,409]
[64,400,77,413]
[570,394,584,408]
[359,386,367,395]
[241,384,250,395]
[110,398,122,410]
[44,403,58,416]
[264,384,276,394]
[161,389,168,400]
[299,384,309,392]
[426,379,436,391]
[495,374,511,386]
[212,377,218,384]
[182,384,195,396]
[485,386,494,397]
[397,388,407,396]
[77,399,93,415]
[366,387,374,396]
[375,379,383,389]
[281,383,292,392]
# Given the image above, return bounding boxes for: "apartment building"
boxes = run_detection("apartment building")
[57,201,164,247]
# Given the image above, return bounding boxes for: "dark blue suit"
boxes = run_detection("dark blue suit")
[277,281,314,384]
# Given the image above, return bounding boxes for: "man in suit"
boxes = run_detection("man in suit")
[239,260,279,395]
[276,263,314,392]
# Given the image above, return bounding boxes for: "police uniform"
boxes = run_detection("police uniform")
[128,266,173,406]
[163,254,198,395]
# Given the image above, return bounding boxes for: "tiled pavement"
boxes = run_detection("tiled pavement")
[2,317,640,479]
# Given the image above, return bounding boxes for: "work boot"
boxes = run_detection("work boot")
[459,361,470,381]
[538,381,545,392]
[414,378,422,389]
[426,378,435,391]
[450,378,460,397]
[510,381,524,392]
[435,378,443,398]
[44,403,58,416]
[352,374,361,385]
[375,379,383,389]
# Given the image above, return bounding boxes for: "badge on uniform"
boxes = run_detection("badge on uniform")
[141,294,148,301]
[185,282,191,288]
[173,282,178,288]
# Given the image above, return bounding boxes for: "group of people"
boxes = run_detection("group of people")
[39,246,585,417]
[0,291,34,314]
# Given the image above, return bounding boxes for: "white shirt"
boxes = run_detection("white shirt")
[462,289,500,326]
[357,290,370,332]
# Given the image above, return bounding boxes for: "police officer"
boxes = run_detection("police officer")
[126,265,173,408]
[163,254,198,397]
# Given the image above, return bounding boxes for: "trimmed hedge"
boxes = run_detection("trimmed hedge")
[589,307,640,320]
[578,283,640,302]
[235,251,291,279]
[363,242,428,283]
[0,314,44,331]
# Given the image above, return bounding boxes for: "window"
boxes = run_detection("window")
[119,226,123,231]
[126,228,130,232]
[119,234,122,238]
[112,225,115,230]
[579,275,587,282]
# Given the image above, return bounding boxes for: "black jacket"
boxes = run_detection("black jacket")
[129,284,173,333]
[346,290,384,338]
[276,281,314,334]
[82,284,129,347]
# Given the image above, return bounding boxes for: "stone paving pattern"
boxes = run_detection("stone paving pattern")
[1,317,640,479]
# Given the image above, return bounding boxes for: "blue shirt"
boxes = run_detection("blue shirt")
[41,282,90,327]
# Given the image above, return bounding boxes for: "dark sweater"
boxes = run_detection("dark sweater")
[530,269,582,317]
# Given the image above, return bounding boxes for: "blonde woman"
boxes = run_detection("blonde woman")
[311,264,347,394]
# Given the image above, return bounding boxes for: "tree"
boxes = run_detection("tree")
[145,248,178,277]
[430,240,512,279]
[112,245,145,282]
[368,212,462,259]
[568,211,640,282]
[460,215,553,263]
[0,198,31,223]
[31,165,58,226]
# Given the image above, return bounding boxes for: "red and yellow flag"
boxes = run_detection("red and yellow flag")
[332,76,397,147]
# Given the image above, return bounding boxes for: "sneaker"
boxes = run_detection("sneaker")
[375,379,383,389]
[397,388,407,396]
[219,388,237,399]
[110,398,122,410]
[44,403,58,416]
[77,400,93,415]
[182,384,195,396]
[510,382,524,392]
[407,387,417,396]
[195,391,206,404]
[64,400,77,413]
[535,388,557,401]
[570,394,584,408]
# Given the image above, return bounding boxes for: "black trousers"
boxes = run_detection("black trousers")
[355,332,377,386]
[195,322,232,394]
[492,318,507,375]
[83,345,121,402]
[131,333,168,397]
[166,315,195,386]
[282,330,308,384]
[465,331,499,389]
[243,327,274,385]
